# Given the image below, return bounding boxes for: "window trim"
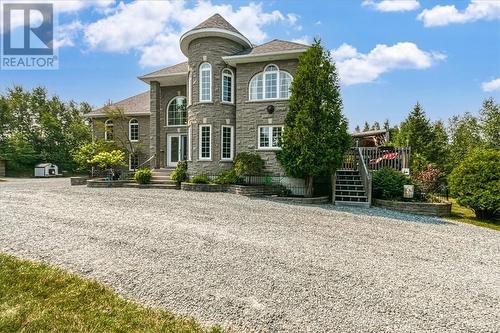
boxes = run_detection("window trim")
[187,71,192,106]
[248,64,293,101]
[220,125,234,161]
[199,62,212,103]
[198,124,212,161]
[128,118,139,142]
[166,96,187,127]
[129,153,139,171]
[221,68,234,104]
[104,119,113,141]
[188,126,192,161]
[257,125,284,150]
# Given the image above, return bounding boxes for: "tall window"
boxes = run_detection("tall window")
[199,62,212,102]
[221,125,234,160]
[104,119,113,141]
[258,125,283,149]
[199,124,211,160]
[129,118,139,141]
[221,69,233,103]
[129,153,139,171]
[187,72,192,106]
[167,96,187,126]
[249,64,293,101]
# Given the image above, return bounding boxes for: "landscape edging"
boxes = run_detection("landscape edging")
[373,198,452,217]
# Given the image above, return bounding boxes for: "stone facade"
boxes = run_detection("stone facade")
[0,159,5,177]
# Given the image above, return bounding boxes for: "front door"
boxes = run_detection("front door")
[167,134,188,167]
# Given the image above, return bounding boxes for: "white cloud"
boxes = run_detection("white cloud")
[482,78,500,92]
[291,36,311,45]
[332,42,445,85]
[362,0,420,12]
[74,0,298,67]
[418,0,500,27]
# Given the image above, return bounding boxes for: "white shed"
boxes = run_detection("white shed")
[34,163,59,177]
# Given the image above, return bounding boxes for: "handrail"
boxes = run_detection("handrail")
[137,153,156,169]
[357,147,372,206]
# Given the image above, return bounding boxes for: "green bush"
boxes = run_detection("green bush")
[213,169,242,184]
[448,149,500,219]
[233,152,264,176]
[134,168,152,184]
[171,160,188,183]
[190,174,210,184]
[372,167,410,200]
[89,150,126,172]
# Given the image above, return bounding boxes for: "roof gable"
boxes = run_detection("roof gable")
[87,92,150,117]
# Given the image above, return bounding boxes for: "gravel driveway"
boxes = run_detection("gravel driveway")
[0,178,499,332]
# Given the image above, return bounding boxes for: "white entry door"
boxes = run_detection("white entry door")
[167,134,188,167]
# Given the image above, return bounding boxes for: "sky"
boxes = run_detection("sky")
[0,0,499,130]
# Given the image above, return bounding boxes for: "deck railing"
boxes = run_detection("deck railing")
[356,147,372,205]
[340,147,411,171]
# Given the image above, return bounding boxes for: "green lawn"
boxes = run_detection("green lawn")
[447,200,500,231]
[0,253,224,333]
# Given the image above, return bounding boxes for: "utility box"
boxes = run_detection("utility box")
[34,163,59,177]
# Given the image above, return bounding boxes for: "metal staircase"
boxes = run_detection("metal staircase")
[334,148,372,207]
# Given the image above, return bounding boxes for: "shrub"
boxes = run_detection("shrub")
[190,174,210,184]
[413,163,445,194]
[448,149,500,219]
[89,150,126,172]
[213,169,242,184]
[171,160,188,183]
[134,168,152,184]
[372,167,410,200]
[233,152,264,176]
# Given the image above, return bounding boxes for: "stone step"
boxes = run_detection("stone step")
[335,195,368,202]
[334,201,370,208]
[336,185,365,191]
[336,180,363,185]
[335,190,366,196]
[151,175,171,180]
[124,183,179,189]
[150,179,177,184]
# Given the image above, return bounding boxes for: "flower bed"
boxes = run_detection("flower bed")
[373,199,451,217]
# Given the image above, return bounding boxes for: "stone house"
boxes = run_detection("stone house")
[87,14,309,175]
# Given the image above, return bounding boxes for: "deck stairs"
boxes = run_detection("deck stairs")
[334,170,370,207]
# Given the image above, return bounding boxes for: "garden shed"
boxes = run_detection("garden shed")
[0,159,5,177]
[34,163,59,177]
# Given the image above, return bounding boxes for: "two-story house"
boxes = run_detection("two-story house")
[87,14,309,176]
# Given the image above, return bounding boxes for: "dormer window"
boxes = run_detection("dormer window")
[199,62,212,102]
[249,64,292,101]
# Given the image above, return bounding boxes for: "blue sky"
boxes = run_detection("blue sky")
[1,0,499,130]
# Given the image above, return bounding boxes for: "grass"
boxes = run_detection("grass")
[0,253,224,333]
[446,199,500,231]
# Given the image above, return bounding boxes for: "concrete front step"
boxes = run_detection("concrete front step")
[150,180,177,184]
[335,200,370,208]
[124,183,179,189]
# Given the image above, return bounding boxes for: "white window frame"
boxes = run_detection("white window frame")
[129,153,139,171]
[248,64,293,101]
[221,68,234,104]
[188,126,192,161]
[220,125,234,161]
[257,125,284,150]
[199,62,212,103]
[187,72,192,106]
[166,96,187,127]
[129,118,139,142]
[104,119,113,141]
[198,124,212,161]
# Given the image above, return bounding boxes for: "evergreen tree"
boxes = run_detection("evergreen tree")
[394,102,434,160]
[277,40,351,197]
[383,119,390,131]
[447,112,483,172]
[480,97,499,149]
[363,121,370,132]
[371,121,381,130]
[354,125,361,133]
[428,120,449,168]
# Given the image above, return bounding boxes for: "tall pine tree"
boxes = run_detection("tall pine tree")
[277,40,351,197]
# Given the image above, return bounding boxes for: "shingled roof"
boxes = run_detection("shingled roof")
[190,13,243,36]
[234,39,309,56]
[139,61,188,79]
[87,91,150,117]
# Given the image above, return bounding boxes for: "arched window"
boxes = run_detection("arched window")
[199,62,212,102]
[104,119,113,141]
[167,96,187,126]
[221,68,234,103]
[129,118,139,141]
[249,64,293,101]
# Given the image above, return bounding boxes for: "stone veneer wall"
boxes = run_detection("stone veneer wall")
[235,59,298,175]
[92,115,150,167]
[186,37,244,175]
[373,199,452,217]
[0,160,5,177]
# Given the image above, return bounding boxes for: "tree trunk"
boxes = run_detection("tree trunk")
[304,175,314,198]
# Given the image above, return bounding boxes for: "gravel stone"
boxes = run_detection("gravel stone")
[1,178,499,332]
